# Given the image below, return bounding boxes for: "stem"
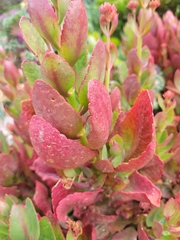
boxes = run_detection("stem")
[105,34,111,91]
[67,88,77,109]
[79,128,88,146]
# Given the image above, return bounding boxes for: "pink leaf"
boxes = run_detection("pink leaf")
[51,180,72,215]
[4,60,20,87]
[120,171,161,207]
[94,160,114,173]
[0,185,19,197]
[122,74,141,105]
[33,181,51,214]
[40,52,75,97]
[28,0,60,50]
[33,158,59,187]
[111,227,137,240]
[61,0,88,66]
[138,222,150,240]
[78,40,106,107]
[127,49,142,75]
[56,190,101,222]
[110,87,121,112]
[18,99,35,145]
[32,80,83,138]
[139,155,164,182]
[87,80,112,149]
[29,115,96,169]
[0,153,18,186]
[115,90,155,171]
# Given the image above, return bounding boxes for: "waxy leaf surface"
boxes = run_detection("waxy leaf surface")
[120,171,161,207]
[19,17,48,61]
[115,90,155,171]
[87,80,112,149]
[32,80,83,138]
[29,116,96,169]
[41,52,75,96]
[56,190,101,222]
[28,0,60,50]
[79,40,106,107]
[61,0,88,65]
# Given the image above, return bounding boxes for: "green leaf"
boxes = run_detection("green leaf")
[25,198,40,240]
[19,17,48,61]
[9,205,29,240]
[39,217,55,240]
[22,61,42,87]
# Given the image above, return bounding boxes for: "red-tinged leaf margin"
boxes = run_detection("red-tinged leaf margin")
[4,60,20,87]
[115,90,155,171]
[115,141,156,172]
[40,52,75,97]
[29,115,97,169]
[87,80,112,149]
[32,80,83,138]
[78,40,106,107]
[56,189,102,222]
[61,0,88,66]
[33,181,51,214]
[110,87,121,112]
[28,0,60,50]
[120,171,161,207]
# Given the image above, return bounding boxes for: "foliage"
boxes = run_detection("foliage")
[0,0,180,239]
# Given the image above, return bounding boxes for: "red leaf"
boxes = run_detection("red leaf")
[78,40,106,107]
[138,222,150,240]
[40,52,75,97]
[122,74,141,105]
[29,115,96,169]
[115,90,155,171]
[4,60,20,87]
[28,0,60,50]
[0,153,18,186]
[115,141,155,172]
[87,80,112,149]
[56,190,101,222]
[33,158,59,187]
[111,227,137,240]
[18,99,35,145]
[33,181,51,214]
[120,171,161,207]
[32,80,83,138]
[94,160,114,173]
[0,185,19,197]
[51,180,72,215]
[61,0,88,66]
[139,155,164,182]
[110,87,121,112]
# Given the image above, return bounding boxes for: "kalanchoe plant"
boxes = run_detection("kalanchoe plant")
[0,0,180,239]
